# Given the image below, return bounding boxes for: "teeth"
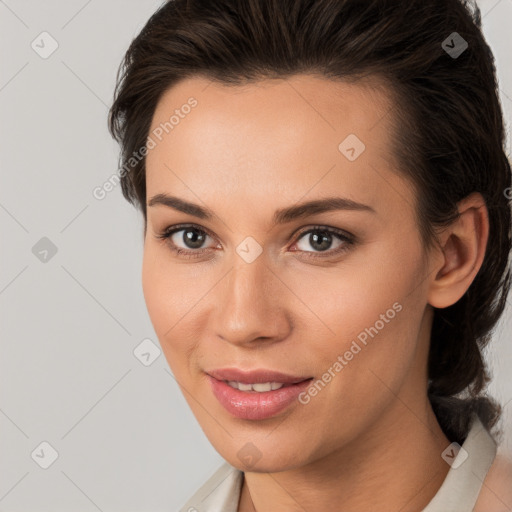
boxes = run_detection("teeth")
[226,381,285,392]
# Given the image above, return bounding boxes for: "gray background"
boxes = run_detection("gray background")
[0,1,511,510]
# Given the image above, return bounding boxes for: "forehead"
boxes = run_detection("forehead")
[145,74,413,222]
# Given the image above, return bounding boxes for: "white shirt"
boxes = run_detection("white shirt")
[180,413,497,512]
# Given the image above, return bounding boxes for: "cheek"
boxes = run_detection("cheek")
[142,244,196,328]
[141,245,214,381]
[141,247,193,358]
[289,244,423,394]
[295,286,419,443]
[142,248,172,334]
[298,277,412,384]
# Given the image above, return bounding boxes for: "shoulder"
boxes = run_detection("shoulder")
[473,452,512,512]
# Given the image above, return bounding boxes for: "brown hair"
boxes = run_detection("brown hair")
[108,0,512,445]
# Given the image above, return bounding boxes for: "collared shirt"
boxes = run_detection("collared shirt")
[179,413,497,512]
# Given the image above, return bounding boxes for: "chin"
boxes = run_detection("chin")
[219,440,310,473]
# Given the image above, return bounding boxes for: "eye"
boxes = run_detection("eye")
[155,224,218,259]
[290,226,355,257]
[155,223,355,260]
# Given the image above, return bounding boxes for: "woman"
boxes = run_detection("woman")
[108,0,512,510]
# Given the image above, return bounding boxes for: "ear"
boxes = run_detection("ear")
[427,192,489,309]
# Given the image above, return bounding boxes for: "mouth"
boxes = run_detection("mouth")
[206,368,314,420]
[206,367,313,385]
[222,381,295,392]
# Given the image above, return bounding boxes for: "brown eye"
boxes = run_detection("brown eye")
[155,224,218,259]
[172,227,209,250]
[291,226,355,258]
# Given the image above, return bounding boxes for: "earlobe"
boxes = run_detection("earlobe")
[427,192,489,309]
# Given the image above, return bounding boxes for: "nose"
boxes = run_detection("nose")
[211,254,292,348]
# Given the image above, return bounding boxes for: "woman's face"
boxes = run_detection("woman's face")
[142,74,437,471]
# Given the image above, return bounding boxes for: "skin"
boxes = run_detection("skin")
[142,74,497,511]
[474,453,512,511]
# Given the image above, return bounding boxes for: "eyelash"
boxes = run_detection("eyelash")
[155,223,355,260]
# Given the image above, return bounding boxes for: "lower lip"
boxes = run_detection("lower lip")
[207,375,313,420]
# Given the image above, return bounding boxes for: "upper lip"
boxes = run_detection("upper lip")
[207,368,313,384]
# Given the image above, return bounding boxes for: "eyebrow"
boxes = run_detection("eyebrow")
[147,193,376,225]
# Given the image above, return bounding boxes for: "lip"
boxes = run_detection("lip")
[206,368,314,421]
[207,368,312,384]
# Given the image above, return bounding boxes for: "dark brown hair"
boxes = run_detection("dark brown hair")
[108,0,512,445]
